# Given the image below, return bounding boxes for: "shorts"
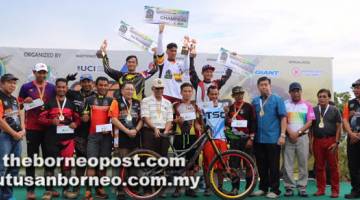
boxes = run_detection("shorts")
[203,139,228,172]
[58,139,75,171]
[87,132,113,159]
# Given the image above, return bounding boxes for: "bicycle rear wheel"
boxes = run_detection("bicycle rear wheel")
[120,149,165,200]
[208,150,258,200]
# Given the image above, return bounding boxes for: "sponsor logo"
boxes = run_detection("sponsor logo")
[289,60,311,64]
[77,65,104,72]
[23,52,61,58]
[291,67,322,77]
[205,111,225,119]
[254,70,280,77]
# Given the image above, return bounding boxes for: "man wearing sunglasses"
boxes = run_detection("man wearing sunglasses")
[343,79,360,199]
[311,88,342,198]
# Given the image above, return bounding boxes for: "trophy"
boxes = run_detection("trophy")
[190,39,197,57]
[181,36,190,55]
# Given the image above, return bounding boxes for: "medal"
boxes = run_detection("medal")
[123,97,133,122]
[56,97,67,122]
[126,114,132,121]
[318,104,329,129]
[34,81,46,101]
[259,109,265,117]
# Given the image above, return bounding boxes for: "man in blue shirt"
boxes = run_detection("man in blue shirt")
[251,76,287,199]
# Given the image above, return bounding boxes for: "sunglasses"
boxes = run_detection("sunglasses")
[154,87,164,90]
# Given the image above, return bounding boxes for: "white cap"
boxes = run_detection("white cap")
[152,78,165,88]
[33,63,48,72]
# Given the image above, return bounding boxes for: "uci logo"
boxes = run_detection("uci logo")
[205,111,225,119]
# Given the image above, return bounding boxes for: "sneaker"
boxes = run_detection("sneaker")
[42,191,52,200]
[298,190,308,197]
[26,191,36,200]
[331,193,339,198]
[314,191,325,196]
[266,192,279,199]
[250,190,265,197]
[50,190,60,198]
[83,190,93,200]
[185,189,198,197]
[231,188,239,195]
[284,189,294,197]
[63,190,78,199]
[204,188,212,196]
[345,192,360,199]
[172,189,181,198]
[95,188,109,199]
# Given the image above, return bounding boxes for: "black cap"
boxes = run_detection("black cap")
[232,86,245,94]
[202,64,215,72]
[352,79,360,87]
[289,82,302,92]
[1,73,18,82]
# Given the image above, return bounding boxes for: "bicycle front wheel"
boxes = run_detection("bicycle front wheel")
[208,150,258,200]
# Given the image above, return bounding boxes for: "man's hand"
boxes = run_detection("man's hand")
[288,131,298,143]
[349,132,360,144]
[159,24,165,33]
[23,97,33,104]
[81,114,90,122]
[127,129,137,138]
[52,118,60,126]
[328,143,338,153]
[277,136,285,146]
[245,139,253,149]
[13,130,25,140]
[154,128,161,138]
[175,116,184,125]
[96,40,108,58]
[69,122,77,129]
[66,73,77,82]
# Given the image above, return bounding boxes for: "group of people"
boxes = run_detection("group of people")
[0,23,359,200]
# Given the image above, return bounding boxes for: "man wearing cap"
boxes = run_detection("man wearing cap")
[141,78,173,157]
[189,47,232,104]
[225,86,256,195]
[0,74,25,200]
[343,79,360,199]
[18,63,56,200]
[251,76,287,199]
[283,82,315,197]
[97,40,158,101]
[65,73,96,197]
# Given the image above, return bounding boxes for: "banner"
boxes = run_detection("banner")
[217,47,257,75]
[118,21,156,53]
[0,47,332,104]
[144,6,189,28]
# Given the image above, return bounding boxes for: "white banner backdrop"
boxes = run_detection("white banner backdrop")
[0,47,332,104]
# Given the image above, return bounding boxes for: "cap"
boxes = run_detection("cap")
[1,73,18,82]
[232,86,245,94]
[202,64,215,72]
[33,63,48,72]
[152,78,164,88]
[352,79,360,87]
[80,74,93,81]
[289,82,302,91]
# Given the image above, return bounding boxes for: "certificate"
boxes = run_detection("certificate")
[144,6,189,28]
[96,124,113,133]
[56,126,74,134]
[23,99,44,111]
[217,48,256,74]
[118,21,157,53]
[180,112,196,121]
[231,120,248,128]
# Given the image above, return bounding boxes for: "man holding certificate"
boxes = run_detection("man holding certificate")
[82,76,113,200]
[38,78,80,200]
[172,82,203,198]
[189,44,233,104]
[97,40,158,101]
[156,24,190,103]
[18,63,56,200]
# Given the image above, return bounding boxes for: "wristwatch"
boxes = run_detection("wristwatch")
[280,133,286,138]
[336,141,340,145]
[298,130,303,136]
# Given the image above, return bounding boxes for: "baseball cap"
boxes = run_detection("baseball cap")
[232,86,245,94]
[80,74,93,81]
[202,64,215,72]
[289,82,302,91]
[1,73,18,82]
[33,63,48,72]
[352,79,360,87]
[152,78,164,88]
